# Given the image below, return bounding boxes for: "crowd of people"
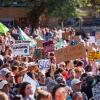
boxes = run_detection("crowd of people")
[0,25,100,100]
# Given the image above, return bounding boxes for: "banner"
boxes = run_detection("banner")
[13,42,30,56]
[43,40,54,53]
[38,59,51,71]
[55,44,86,63]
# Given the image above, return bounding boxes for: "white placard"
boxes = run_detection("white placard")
[13,42,30,56]
[38,59,51,71]
[96,40,100,47]
[88,36,95,43]
[23,74,39,97]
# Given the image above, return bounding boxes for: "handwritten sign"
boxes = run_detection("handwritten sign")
[65,44,86,60]
[38,59,51,71]
[62,32,70,40]
[43,40,54,53]
[55,44,86,63]
[88,51,100,60]
[96,33,100,40]
[36,40,44,47]
[70,36,80,42]
[54,48,65,63]
[33,49,44,59]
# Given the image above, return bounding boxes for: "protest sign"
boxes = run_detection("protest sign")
[88,51,100,60]
[96,40,100,47]
[96,33,100,40]
[23,74,38,96]
[55,44,86,63]
[55,48,66,63]
[70,36,80,42]
[33,48,44,59]
[36,39,44,47]
[62,32,70,40]
[43,40,54,53]
[88,36,95,43]
[66,44,86,60]
[38,59,51,71]
[13,42,30,56]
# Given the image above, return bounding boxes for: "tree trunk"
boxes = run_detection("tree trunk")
[61,21,64,29]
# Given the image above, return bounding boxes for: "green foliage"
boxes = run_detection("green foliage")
[48,0,76,19]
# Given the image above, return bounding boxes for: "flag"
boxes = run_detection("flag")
[0,22,9,35]
[18,27,36,47]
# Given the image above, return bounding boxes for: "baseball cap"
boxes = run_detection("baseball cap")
[0,68,11,76]
[0,80,8,89]
[71,79,81,86]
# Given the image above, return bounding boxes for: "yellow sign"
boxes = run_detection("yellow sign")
[88,51,100,60]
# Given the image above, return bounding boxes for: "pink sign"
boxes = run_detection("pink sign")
[43,40,54,53]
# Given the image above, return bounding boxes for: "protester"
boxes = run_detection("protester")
[0,23,99,100]
[52,83,69,100]
[0,91,9,100]
[19,82,33,100]
[72,92,83,100]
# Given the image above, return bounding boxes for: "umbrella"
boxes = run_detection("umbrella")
[0,22,9,35]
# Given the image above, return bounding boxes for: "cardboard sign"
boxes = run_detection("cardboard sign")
[13,42,30,56]
[70,36,80,42]
[62,32,70,40]
[38,59,51,70]
[65,44,86,60]
[96,33,100,40]
[36,40,44,47]
[55,48,66,63]
[43,40,54,53]
[55,44,86,63]
[88,51,100,60]
[33,49,44,59]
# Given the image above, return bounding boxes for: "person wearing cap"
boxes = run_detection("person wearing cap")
[0,80,10,94]
[66,69,76,87]
[0,68,15,87]
[71,79,82,92]
[71,79,88,100]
